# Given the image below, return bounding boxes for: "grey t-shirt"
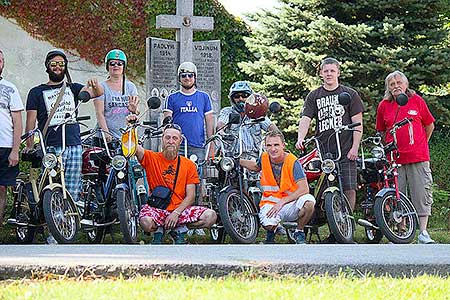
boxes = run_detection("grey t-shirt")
[94,80,138,138]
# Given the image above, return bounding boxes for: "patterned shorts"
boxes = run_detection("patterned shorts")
[340,159,357,191]
[139,204,208,227]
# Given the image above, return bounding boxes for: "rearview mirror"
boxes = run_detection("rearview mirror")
[269,101,282,114]
[78,91,91,103]
[147,96,161,110]
[228,113,241,125]
[395,93,408,106]
[338,92,351,106]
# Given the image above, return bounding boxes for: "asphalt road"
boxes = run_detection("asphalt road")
[1,244,449,278]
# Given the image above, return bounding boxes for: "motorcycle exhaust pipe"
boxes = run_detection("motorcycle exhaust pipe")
[357,218,380,230]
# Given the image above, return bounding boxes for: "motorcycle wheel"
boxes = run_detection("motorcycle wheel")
[42,188,79,243]
[14,186,36,244]
[374,191,417,244]
[217,188,258,244]
[324,190,355,244]
[116,189,138,244]
[364,227,383,244]
[209,225,226,244]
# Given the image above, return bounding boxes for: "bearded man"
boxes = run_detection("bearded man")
[135,122,217,244]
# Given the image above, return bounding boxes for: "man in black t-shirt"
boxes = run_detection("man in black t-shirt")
[296,58,364,232]
[25,49,103,216]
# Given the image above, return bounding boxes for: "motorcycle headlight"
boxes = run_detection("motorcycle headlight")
[371,146,384,159]
[220,157,235,172]
[43,153,57,169]
[112,155,126,171]
[321,159,335,174]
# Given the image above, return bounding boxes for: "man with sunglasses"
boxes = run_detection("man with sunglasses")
[0,49,24,229]
[25,49,103,243]
[130,118,217,244]
[164,62,214,163]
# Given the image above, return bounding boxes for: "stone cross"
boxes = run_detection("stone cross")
[156,0,214,63]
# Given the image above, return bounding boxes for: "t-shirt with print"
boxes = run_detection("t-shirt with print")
[0,78,24,147]
[218,106,272,158]
[94,80,138,139]
[301,85,364,159]
[164,90,213,148]
[257,154,306,186]
[140,151,200,211]
[26,82,83,147]
[376,94,434,165]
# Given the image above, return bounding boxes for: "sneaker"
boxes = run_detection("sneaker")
[275,225,287,236]
[320,234,336,244]
[169,231,186,245]
[264,230,276,244]
[187,228,206,236]
[293,230,306,244]
[46,234,58,245]
[152,232,164,245]
[418,231,436,244]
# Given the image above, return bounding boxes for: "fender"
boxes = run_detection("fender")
[114,183,129,192]
[322,186,340,198]
[374,187,420,224]
[219,185,258,212]
[40,183,77,213]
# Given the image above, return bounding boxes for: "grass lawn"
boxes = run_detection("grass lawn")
[1,274,450,300]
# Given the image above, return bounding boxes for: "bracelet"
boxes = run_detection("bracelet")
[173,210,181,216]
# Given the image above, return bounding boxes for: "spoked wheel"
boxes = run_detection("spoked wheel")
[374,192,417,244]
[116,189,138,244]
[364,227,383,244]
[83,186,105,244]
[14,185,36,243]
[217,189,258,244]
[324,190,355,244]
[209,224,226,244]
[42,188,79,243]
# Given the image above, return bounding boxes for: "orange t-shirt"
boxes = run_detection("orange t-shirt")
[139,151,199,211]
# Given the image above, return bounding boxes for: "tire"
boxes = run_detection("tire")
[209,226,226,244]
[14,185,36,244]
[374,191,417,244]
[116,189,138,244]
[217,188,258,244]
[324,190,355,244]
[42,188,79,243]
[364,227,383,244]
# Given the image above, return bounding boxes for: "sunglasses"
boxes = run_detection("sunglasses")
[164,123,182,133]
[109,61,124,67]
[232,93,250,100]
[49,61,66,68]
[180,73,194,79]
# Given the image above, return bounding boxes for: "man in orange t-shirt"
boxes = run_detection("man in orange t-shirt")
[136,123,217,244]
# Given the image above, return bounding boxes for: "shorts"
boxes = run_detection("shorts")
[259,194,315,227]
[340,159,357,191]
[398,161,433,216]
[139,204,208,227]
[0,148,19,186]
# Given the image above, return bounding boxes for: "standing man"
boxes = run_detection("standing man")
[136,122,217,245]
[164,62,214,162]
[0,49,23,227]
[25,49,103,211]
[296,57,364,243]
[240,130,315,244]
[376,70,435,244]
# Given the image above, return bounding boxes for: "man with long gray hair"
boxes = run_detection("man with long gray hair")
[376,70,435,244]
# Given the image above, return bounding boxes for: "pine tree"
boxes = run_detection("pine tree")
[240,0,450,145]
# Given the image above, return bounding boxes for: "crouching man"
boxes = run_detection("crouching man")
[134,121,217,244]
[240,130,315,244]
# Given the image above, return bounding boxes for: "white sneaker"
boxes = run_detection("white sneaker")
[275,225,287,236]
[186,229,206,236]
[418,231,436,244]
[46,234,58,245]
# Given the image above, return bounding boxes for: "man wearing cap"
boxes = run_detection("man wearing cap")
[0,49,24,228]
[163,62,214,162]
[25,49,103,217]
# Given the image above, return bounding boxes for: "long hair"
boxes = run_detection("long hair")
[383,70,415,101]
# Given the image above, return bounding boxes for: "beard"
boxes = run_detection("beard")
[163,144,179,160]
[181,81,195,90]
[47,68,65,82]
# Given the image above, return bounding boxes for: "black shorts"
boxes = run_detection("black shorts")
[0,148,19,186]
[339,159,357,191]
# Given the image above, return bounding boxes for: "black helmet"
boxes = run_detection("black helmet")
[45,49,71,83]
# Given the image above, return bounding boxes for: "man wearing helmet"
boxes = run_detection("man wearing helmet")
[93,49,139,142]
[163,62,214,162]
[25,49,103,231]
[216,81,277,159]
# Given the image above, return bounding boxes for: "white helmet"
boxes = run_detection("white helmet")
[178,61,197,77]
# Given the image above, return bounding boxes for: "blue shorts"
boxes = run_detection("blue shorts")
[0,148,19,186]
